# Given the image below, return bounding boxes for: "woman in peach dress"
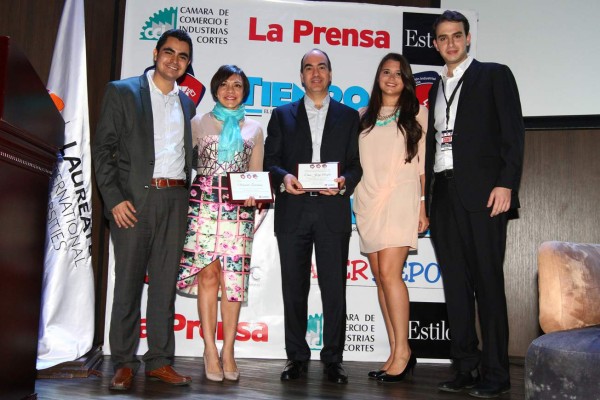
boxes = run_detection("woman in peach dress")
[353,53,428,383]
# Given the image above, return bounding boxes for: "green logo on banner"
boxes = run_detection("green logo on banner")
[140,7,178,40]
[307,313,324,350]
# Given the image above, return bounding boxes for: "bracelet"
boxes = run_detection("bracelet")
[420,196,425,201]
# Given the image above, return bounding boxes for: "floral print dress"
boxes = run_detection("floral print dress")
[177,112,264,302]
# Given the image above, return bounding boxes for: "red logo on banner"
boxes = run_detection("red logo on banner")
[248,17,390,49]
[140,314,269,342]
[309,259,372,282]
[177,73,206,106]
[414,71,439,109]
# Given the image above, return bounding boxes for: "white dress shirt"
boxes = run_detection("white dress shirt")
[147,70,186,179]
[433,56,473,173]
[304,94,331,163]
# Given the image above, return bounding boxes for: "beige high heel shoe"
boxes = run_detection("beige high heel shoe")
[220,350,240,381]
[203,351,224,382]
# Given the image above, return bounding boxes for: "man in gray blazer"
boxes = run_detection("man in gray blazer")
[93,29,196,391]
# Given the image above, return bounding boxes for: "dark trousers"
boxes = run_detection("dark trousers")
[109,187,188,372]
[429,175,510,385]
[276,200,349,363]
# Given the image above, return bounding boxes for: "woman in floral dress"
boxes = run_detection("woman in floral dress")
[177,65,263,382]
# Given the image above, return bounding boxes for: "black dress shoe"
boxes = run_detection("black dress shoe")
[280,360,307,380]
[376,354,416,383]
[438,369,481,392]
[367,369,386,379]
[468,381,511,398]
[324,362,348,384]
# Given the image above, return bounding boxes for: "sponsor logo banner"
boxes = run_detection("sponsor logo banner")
[107,0,478,362]
[409,302,451,359]
[402,12,444,66]
[415,70,439,109]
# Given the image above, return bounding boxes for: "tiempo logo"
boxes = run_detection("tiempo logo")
[140,7,178,40]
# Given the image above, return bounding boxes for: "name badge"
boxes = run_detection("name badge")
[441,129,453,151]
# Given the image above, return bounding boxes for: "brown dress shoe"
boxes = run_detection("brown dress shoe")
[145,365,191,386]
[109,367,134,391]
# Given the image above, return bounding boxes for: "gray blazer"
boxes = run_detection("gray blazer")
[92,74,196,219]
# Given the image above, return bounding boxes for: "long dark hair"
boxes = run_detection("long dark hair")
[360,53,422,163]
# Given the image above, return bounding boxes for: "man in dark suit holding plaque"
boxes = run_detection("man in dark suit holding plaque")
[264,48,362,384]
[424,11,524,398]
[92,29,195,391]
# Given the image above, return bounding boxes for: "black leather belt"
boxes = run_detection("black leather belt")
[308,191,320,197]
[434,169,454,179]
[150,178,186,188]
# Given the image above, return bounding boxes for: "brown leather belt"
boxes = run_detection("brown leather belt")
[150,178,186,188]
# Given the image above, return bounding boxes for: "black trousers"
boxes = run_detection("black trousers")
[276,198,349,363]
[429,175,510,385]
[109,186,188,372]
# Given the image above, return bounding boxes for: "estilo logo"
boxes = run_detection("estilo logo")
[140,7,178,40]
[402,12,444,67]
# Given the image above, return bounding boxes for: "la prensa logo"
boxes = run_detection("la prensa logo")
[140,7,178,40]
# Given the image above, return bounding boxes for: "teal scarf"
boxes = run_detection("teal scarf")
[213,102,245,163]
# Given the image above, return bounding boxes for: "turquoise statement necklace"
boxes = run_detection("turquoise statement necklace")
[375,108,400,126]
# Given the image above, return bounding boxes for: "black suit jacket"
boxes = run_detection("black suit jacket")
[264,98,362,233]
[424,59,525,213]
[92,74,196,219]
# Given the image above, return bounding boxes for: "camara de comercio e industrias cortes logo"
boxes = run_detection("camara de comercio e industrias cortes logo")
[140,7,178,40]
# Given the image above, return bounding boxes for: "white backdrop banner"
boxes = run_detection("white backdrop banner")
[105,0,478,362]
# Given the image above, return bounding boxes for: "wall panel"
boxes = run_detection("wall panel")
[505,129,600,356]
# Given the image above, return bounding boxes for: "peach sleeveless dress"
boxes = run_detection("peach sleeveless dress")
[353,106,427,253]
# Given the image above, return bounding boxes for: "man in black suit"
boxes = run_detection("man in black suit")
[424,11,524,399]
[264,48,362,384]
[93,29,196,391]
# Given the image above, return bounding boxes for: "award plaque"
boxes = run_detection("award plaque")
[227,171,274,204]
[297,162,340,191]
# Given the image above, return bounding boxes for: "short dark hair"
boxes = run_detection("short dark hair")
[432,10,470,38]
[155,29,193,62]
[300,48,332,72]
[210,65,250,103]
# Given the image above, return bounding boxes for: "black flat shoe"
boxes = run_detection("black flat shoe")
[376,354,416,383]
[438,369,480,392]
[468,381,511,398]
[367,369,386,379]
[324,362,348,384]
[280,360,307,380]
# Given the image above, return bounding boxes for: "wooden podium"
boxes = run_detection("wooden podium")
[0,36,64,400]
